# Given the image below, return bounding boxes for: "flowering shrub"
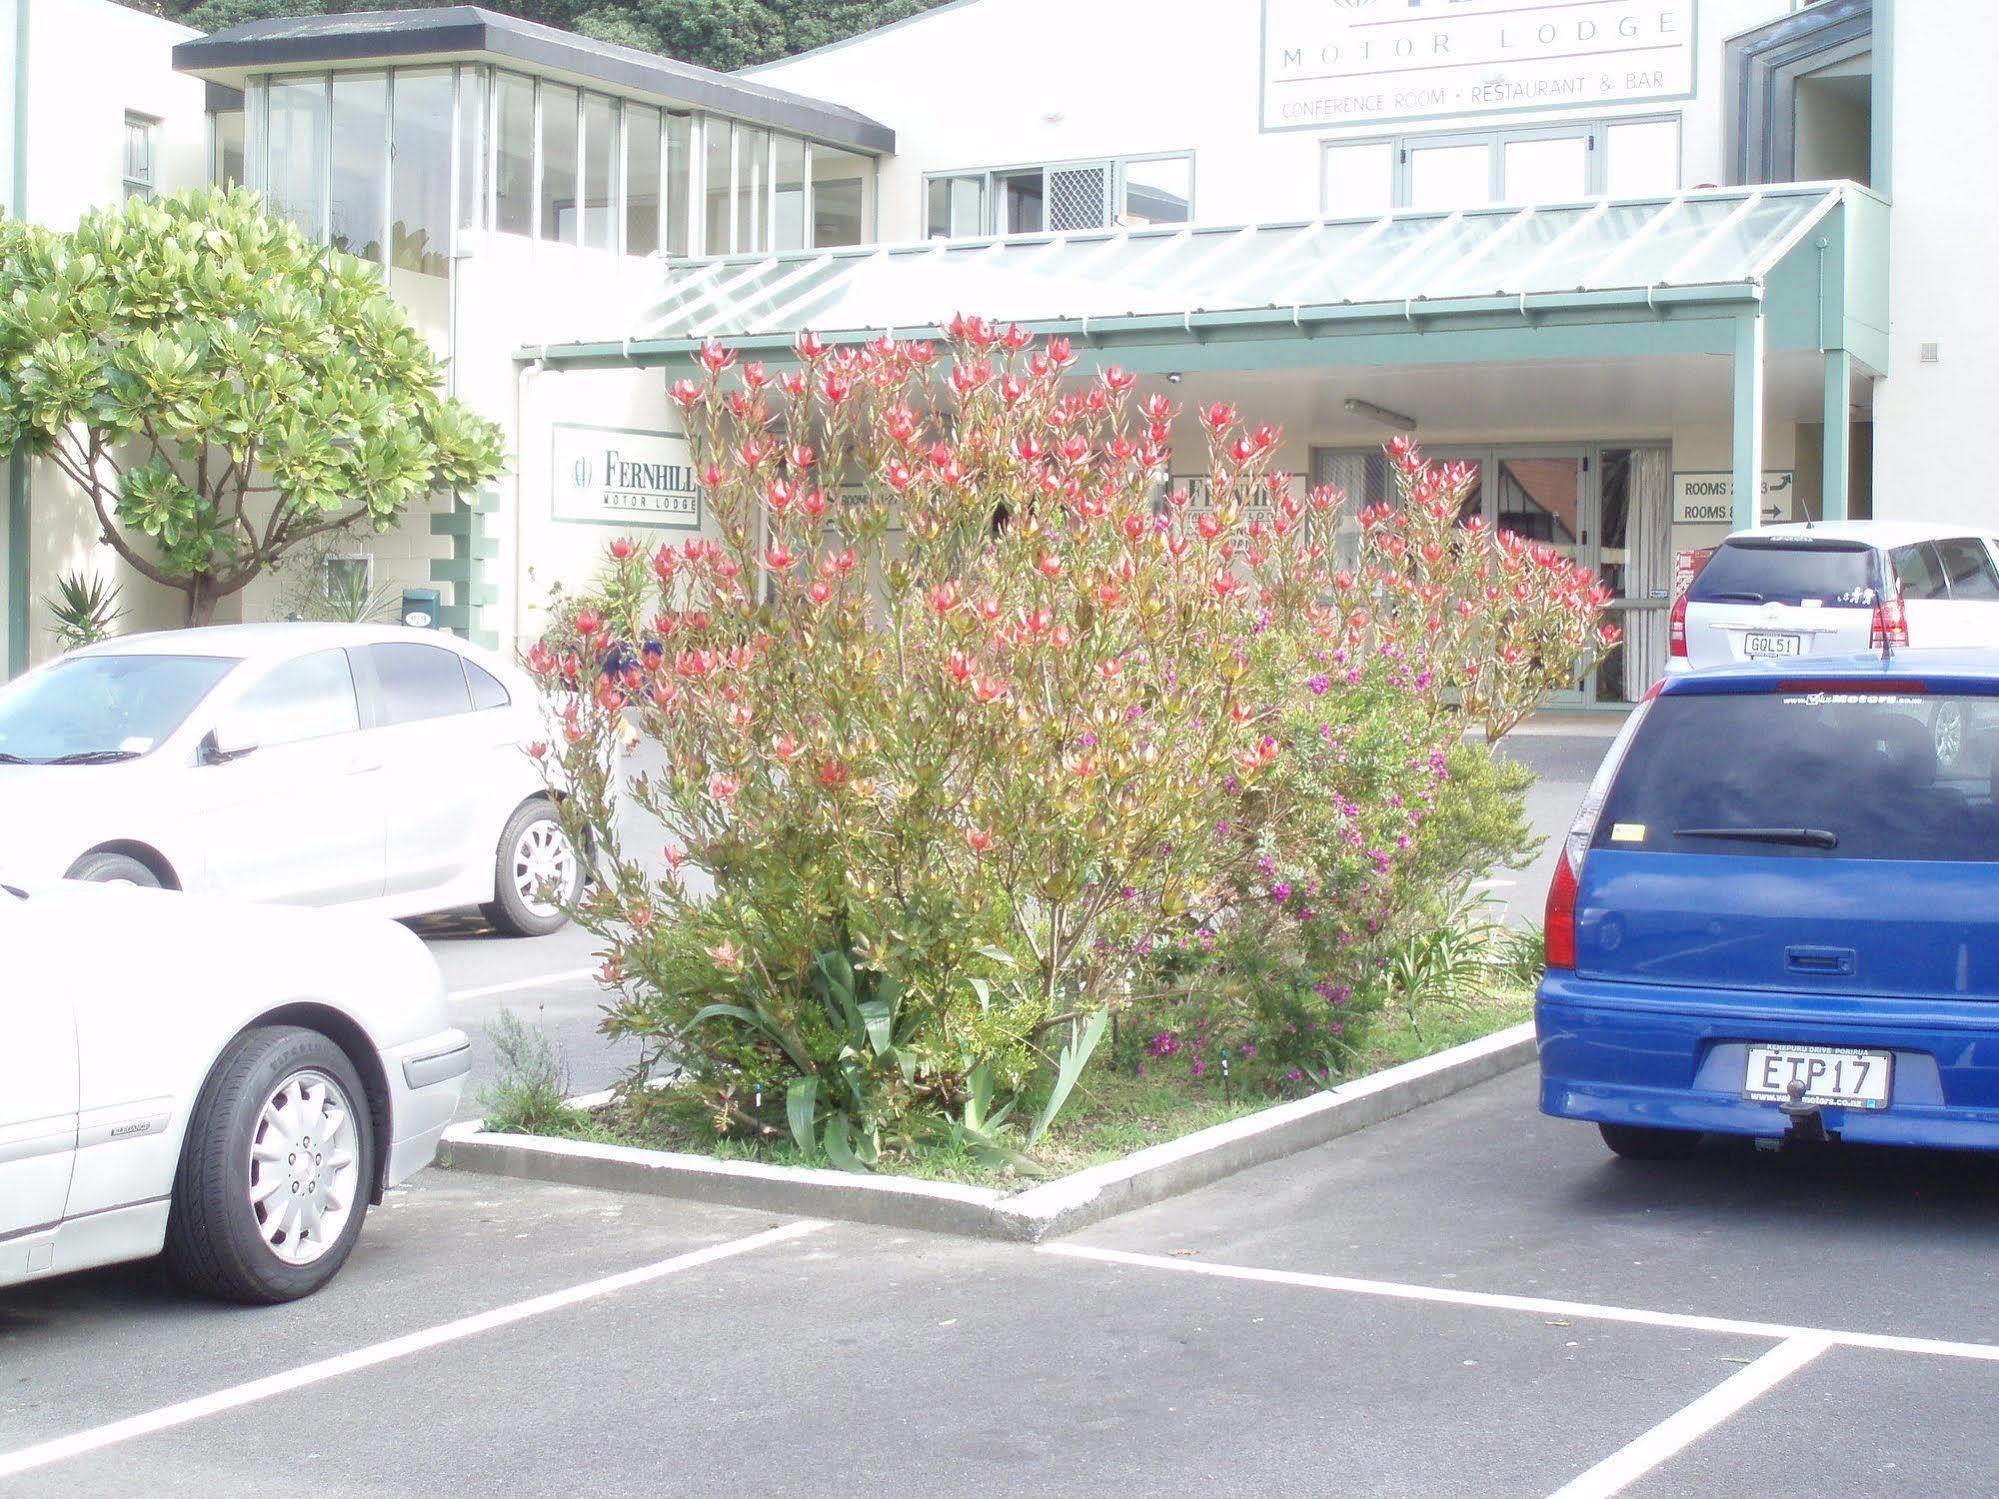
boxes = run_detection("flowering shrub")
[534,329,1611,1159]
[535,321,1344,1163]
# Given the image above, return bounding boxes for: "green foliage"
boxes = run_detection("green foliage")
[41,570,126,653]
[269,540,400,623]
[478,1007,588,1135]
[0,186,504,624]
[126,0,957,72]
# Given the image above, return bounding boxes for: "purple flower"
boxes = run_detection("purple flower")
[1148,1032,1180,1057]
[1287,1067,1305,1082]
[1241,1043,1257,1059]
[1270,882,1293,903]
[1190,1058,1207,1080]
[1307,673,1330,695]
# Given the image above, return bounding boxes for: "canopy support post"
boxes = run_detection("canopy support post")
[1822,347,1851,522]
[1732,310,1766,530]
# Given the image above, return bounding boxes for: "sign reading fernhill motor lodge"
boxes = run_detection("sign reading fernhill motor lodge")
[550,422,701,528]
[1262,0,1696,131]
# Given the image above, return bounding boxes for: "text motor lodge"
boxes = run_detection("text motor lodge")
[1277,11,1681,73]
[594,444,699,517]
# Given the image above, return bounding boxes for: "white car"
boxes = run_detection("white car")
[0,623,581,935]
[1671,521,1999,674]
[0,880,468,1301]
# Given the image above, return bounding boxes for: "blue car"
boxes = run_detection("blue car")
[1537,651,1999,1160]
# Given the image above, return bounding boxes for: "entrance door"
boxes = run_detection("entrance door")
[1490,449,1590,702]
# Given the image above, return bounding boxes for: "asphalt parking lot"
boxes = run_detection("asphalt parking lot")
[6,1066,1997,1497]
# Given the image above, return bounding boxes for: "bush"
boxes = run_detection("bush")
[536,333,1609,1163]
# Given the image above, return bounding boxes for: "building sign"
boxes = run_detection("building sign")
[1671,471,1795,526]
[550,422,700,528]
[1261,0,1696,132]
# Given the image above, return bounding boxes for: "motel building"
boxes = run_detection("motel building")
[0,0,1985,707]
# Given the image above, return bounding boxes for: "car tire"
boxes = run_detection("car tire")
[163,1026,375,1304]
[1597,1122,1702,1161]
[64,851,161,887]
[481,800,581,938]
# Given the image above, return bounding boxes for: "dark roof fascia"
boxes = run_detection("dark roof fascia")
[171,6,893,155]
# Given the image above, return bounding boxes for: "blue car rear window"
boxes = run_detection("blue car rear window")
[1687,539,1879,608]
[1595,691,1999,862]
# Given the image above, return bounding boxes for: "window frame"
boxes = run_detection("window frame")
[923,150,1195,240]
[123,111,160,202]
[1319,114,1683,216]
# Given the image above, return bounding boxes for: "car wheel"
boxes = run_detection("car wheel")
[481,800,580,937]
[163,1026,374,1304]
[1931,699,1967,772]
[1597,1122,1702,1161]
[64,851,161,887]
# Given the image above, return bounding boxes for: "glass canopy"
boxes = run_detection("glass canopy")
[628,185,1850,346]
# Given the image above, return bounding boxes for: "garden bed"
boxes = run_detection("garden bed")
[441,988,1535,1239]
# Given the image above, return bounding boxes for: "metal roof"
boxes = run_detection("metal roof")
[590,184,1852,355]
[172,5,893,156]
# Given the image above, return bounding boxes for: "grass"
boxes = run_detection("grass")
[489,981,1537,1191]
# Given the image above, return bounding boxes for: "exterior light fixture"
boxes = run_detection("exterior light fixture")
[1344,396,1417,430]
[1165,371,1183,383]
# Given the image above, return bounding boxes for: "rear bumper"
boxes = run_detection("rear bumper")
[1536,975,1999,1151]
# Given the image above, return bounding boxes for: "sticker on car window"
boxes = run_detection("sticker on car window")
[118,736,154,753]
[1610,823,1646,842]
[1835,586,1877,605]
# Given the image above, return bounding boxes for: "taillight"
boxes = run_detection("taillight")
[1871,596,1909,650]
[1668,592,1688,659]
[1544,842,1581,970]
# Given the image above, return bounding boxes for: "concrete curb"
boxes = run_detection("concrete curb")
[439,1020,1537,1242]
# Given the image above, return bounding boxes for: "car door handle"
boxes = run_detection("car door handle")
[1786,945,1856,977]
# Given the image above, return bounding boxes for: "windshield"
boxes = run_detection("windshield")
[1595,689,1999,863]
[1687,539,1879,608]
[0,654,239,764]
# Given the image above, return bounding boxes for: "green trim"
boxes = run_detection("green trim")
[428,487,497,646]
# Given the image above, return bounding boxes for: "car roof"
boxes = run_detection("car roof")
[71,623,490,664]
[1726,520,1989,548]
[1661,649,1999,693]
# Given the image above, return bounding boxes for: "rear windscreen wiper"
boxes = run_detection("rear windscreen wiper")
[1700,591,1767,604]
[1673,826,1839,849]
[43,749,140,765]
[0,752,33,764]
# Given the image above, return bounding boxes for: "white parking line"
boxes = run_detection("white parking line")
[1041,1243,1999,1363]
[1545,1335,1833,1499]
[448,967,598,1002]
[0,1220,822,1482]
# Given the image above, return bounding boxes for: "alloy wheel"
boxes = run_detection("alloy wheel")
[247,1069,359,1266]
[511,818,577,919]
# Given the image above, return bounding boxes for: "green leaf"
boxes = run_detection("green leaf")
[821,1113,869,1174]
[785,1077,819,1159]
[858,997,894,1058]
[973,945,1018,967]
[686,1002,815,1079]
[1029,1010,1111,1146]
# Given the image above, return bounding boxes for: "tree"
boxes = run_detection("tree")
[0,186,505,626]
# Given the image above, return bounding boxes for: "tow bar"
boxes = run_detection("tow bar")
[1777,1077,1830,1143]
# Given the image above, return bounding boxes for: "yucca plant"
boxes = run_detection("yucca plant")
[43,569,125,653]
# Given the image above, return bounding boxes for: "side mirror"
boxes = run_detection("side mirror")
[204,714,259,764]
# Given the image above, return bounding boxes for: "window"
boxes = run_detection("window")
[581,92,616,251]
[456,66,486,233]
[493,72,534,236]
[1119,156,1191,227]
[926,153,1189,239]
[734,125,770,254]
[625,103,662,258]
[390,68,452,277]
[0,655,235,762]
[538,83,579,244]
[1320,117,1682,215]
[370,643,471,725]
[773,133,806,252]
[231,650,360,748]
[703,118,732,253]
[265,78,328,238]
[811,144,869,247]
[1935,539,1999,601]
[1689,538,1879,608]
[209,104,245,189]
[124,113,158,201]
[465,659,512,711]
[329,74,387,263]
[664,113,692,256]
[1892,542,1949,602]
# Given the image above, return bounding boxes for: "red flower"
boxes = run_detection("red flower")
[1036,553,1062,579]
[772,734,800,763]
[696,339,735,374]
[708,772,738,801]
[808,580,834,606]
[609,537,636,562]
[794,330,829,361]
[668,379,703,411]
[765,544,796,572]
[818,760,849,789]
[965,826,993,854]
[574,609,601,639]
[527,740,548,761]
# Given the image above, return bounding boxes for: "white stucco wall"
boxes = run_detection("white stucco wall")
[1870,0,1999,532]
[749,0,1792,243]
